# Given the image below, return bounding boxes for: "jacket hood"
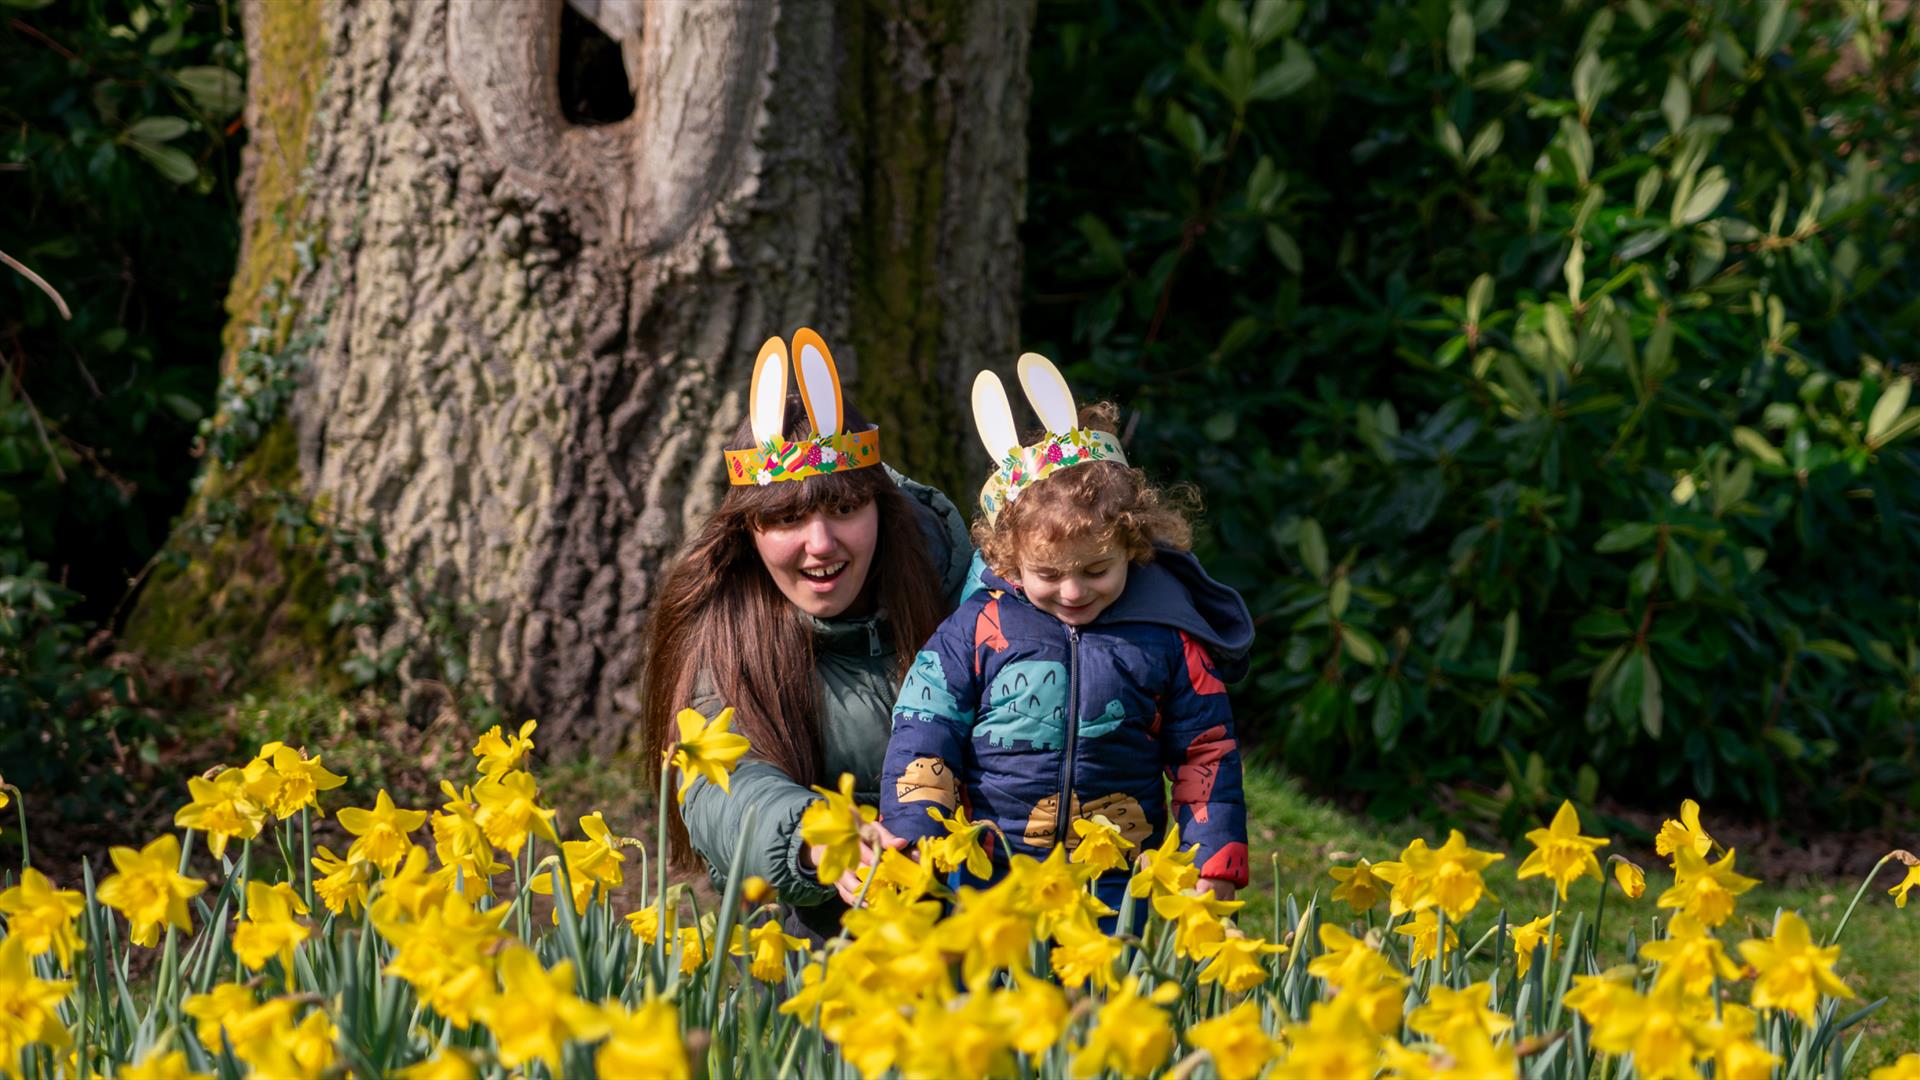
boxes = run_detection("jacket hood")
[980,546,1254,681]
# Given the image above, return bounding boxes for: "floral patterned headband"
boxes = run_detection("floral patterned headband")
[723,329,883,486]
[972,353,1128,523]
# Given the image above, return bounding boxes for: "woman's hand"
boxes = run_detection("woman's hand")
[1198,876,1238,901]
[803,819,909,906]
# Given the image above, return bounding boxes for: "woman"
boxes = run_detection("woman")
[639,334,971,940]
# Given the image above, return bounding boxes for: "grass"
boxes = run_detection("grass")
[1235,765,1920,1069]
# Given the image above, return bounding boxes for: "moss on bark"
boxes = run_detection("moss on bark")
[123,0,341,690]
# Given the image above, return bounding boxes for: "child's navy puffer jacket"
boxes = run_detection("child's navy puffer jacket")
[878,548,1254,886]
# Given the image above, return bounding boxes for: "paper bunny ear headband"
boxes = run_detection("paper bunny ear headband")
[971,353,1128,523]
[723,329,883,486]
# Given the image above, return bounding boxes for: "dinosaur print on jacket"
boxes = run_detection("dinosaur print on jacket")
[975,660,1069,749]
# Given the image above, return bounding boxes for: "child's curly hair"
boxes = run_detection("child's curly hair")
[973,402,1200,573]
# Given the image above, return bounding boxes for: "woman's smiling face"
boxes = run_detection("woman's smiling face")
[751,500,881,619]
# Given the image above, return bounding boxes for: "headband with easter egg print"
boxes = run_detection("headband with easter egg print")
[723,329,883,486]
[972,353,1128,523]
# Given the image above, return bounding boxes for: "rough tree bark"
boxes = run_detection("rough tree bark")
[149,0,1032,753]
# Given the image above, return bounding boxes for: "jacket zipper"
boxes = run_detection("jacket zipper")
[1057,625,1080,849]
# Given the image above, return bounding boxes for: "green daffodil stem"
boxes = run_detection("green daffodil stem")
[6,783,29,868]
[301,807,314,910]
[1826,852,1893,947]
[1591,866,1610,960]
[655,751,675,978]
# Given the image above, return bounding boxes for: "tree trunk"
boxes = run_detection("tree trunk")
[165,0,1031,753]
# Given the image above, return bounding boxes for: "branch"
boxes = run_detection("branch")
[0,247,72,320]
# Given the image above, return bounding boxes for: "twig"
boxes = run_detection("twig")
[0,247,73,320]
[7,17,81,62]
[7,369,66,482]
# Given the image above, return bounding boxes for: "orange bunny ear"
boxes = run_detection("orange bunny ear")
[972,370,1020,460]
[748,336,790,445]
[789,328,845,437]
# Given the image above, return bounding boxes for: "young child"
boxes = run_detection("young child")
[879,355,1252,907]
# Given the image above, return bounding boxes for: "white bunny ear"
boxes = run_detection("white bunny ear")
[749,336,790,445]
[972,370,1020,461]
[789,328,844,438]
[1017,353,1078,436]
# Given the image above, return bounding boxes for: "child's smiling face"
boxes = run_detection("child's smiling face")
[1011,536,1129,626]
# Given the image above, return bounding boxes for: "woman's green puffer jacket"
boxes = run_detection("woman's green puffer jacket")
[675,468,972,937]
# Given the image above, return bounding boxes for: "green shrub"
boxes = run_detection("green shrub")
[1025,0,1920,827]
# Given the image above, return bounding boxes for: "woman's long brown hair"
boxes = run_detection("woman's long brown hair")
[640,396,946,870]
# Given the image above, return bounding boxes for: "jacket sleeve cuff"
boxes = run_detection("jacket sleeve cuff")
[775,796,836,907]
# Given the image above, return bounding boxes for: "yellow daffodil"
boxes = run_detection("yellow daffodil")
[937,885,1036,985]
[598,998,689,1079]
[311,844,373,916]
[1508,912,1562,978]
[1185,1000,1280,1080]
[1070,975,1180,1077]
[669,706,750,800]
[922,805,993,879]
[799,772,875,884]
[232,880,311,977]
[1049,914,1125,990]
[1398,829,1503,919]
[1328,856,1387,913]
[530,811,630,916]
[1371,842,1425,915]
[472,769,560,857]
[281,1009,339,1076]
[1517,799,1608,899]
[674,923,709,975]
[1128,823,1201,899]
[1278,994,1382,1077]
[1888,860,1920,908]
[472,719,538,778]
[1393,908,1459,968]
[97,833,206,947]
[1694,1003,1780,1080]
[1640,911,1739,994]
[1588,976,1701,1080]
[1654,798,1714,862]
[1738,909,1856,1022]
[1563,966,1638,1030]
[732,920,809,981]
[120,1048,211,1080]
[429,782,505,900]
[1658,845,1759,928]
[903,989,1013,1079]
[476,947,609,1070]
[1069,813,1134,873]
[241,741,346,819]
[181,983,257,1052]
[381,892,510,1028]
[0,867,85,967]
[625,901,670,944]
[1612,855,1647,899]
[1429,1022,1519,1080]
[0,786,8,811]
[1309,923,1407,991]
[837,1006,911,1079]
[337,789,429,873]
[1348,979,1408,1035]
[0,933,72,1066]
[1408,980,1512,1040]
[1010,846,1109,938]
[858,844,945,902]
[1153,888,1244,959]
[172,767,266,859]
[741,875,775,904]
[1870,1054,1920,1080]
[998,974,1069,1056]
[1193,932,1287,993]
